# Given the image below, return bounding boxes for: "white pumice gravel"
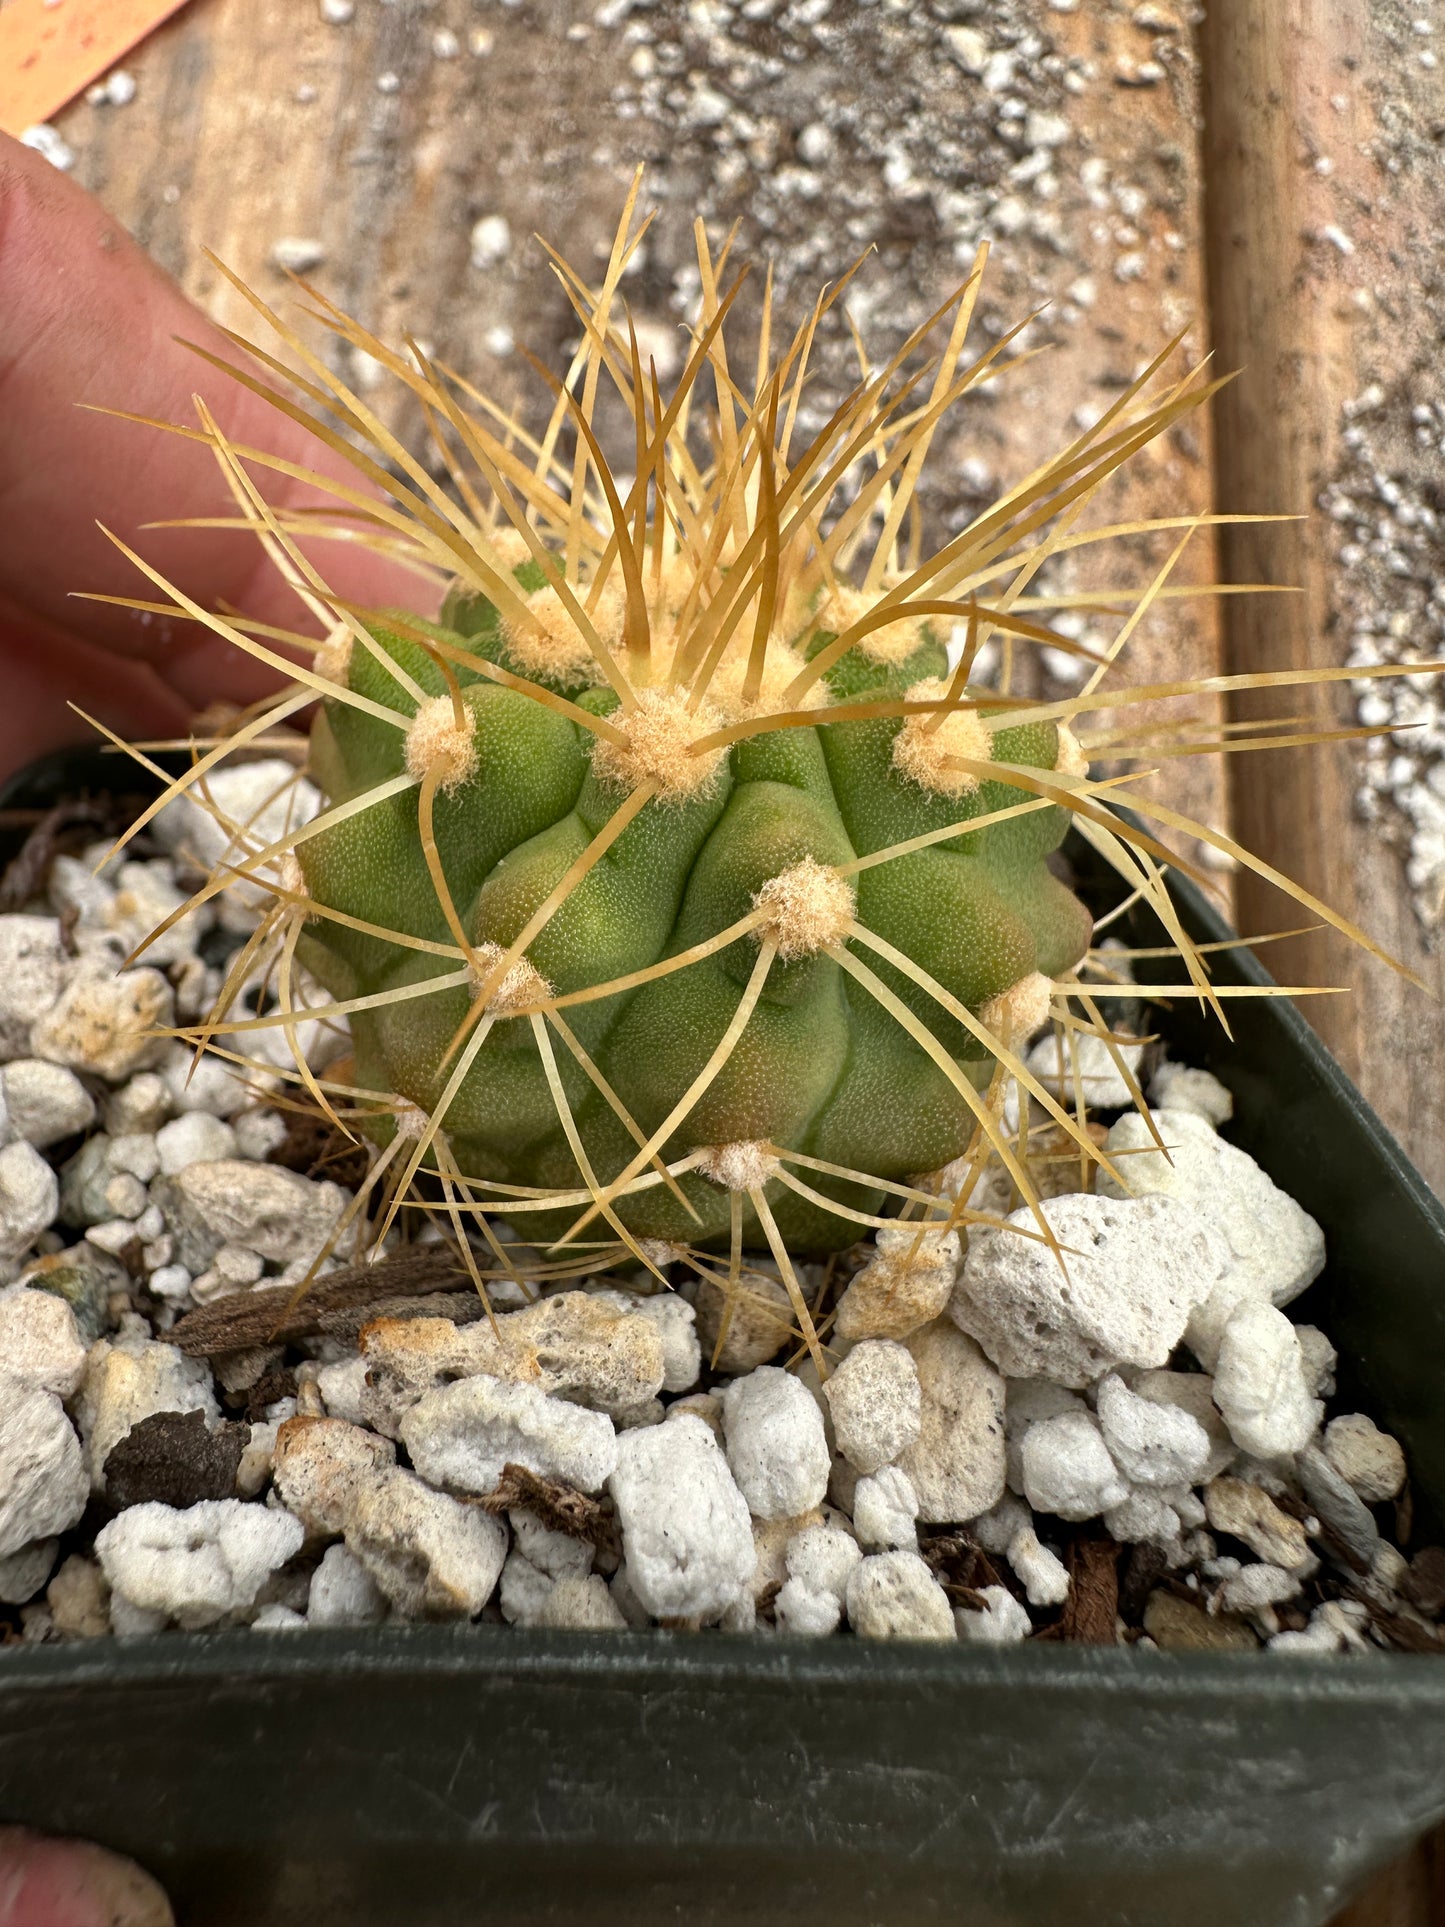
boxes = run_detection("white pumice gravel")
[0,834,1431,1657]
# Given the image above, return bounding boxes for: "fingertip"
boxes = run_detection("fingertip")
[0,1827,173,1927]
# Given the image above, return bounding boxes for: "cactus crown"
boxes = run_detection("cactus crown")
[95,182,1417,1366]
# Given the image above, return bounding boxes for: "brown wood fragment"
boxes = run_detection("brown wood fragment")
[919,1531,1010,1603]
[478,1463,616,1553]
[170,1249,473,1355]
[1058,1537,1121,1645]
[0,798,115,913]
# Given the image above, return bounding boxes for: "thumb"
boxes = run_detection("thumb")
[0,1828,173,1927]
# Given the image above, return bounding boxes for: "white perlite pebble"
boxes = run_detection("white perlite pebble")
[0,1060,94,1148]
[785,1519,863,1603]
[832,1224,960,1342]
[77,1333,219,1487]
[401,1374,619,1496]
[159,1046,246,1119]
[0,1286,87,1396]
[1096,1109,1325,1367]
[344,1466,507,1619]
[31,963,173,1082]
[316,1355,369,1427]
[307,1543,388,1626]
[720,1366,830,1519]
[1020,1410,1130,1522]
[953,1192,1225,1390]
[1095,1373,1211,1489]
[1148,1062,1234,1126]
[535,1572,628,1632]
[155,1159,351,1273]
[1323,1413,1407,1502]
[1131,1370,1236,1481]
[774,1575,843,1635]
[272,1417,397,1535]
[851,1465,920,1550]
[822,1340,921,1474]
[898,1320,1005,1523]
[1212,1302,1322,1460]
[155,1113,238,1175]
[469,212,512,268]
[0,1380,89,1556]
[609,1414,755,1619]
[153,762,320,907]
[0,1537,58,1604]
[499,1549,554,1626]
[0,1141,59,1270]
[1204,1477,1313,1570]
[1024,1028,1145,1109]
[95,1500,304,1629]
[509,1508,593,1581]
[955,1584,1033,1645]
[0,918,71,1059]
[846,1550,954,1641]
[252,1604,306,1631]
[591,1288,699,1394]
[1006,1525,1070,1607]
[1104,1489,1186,1548]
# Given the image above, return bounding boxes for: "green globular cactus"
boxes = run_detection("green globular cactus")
[124,207,1234,1285]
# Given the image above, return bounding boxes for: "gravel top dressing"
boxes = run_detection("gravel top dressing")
[0,781,1439,1661]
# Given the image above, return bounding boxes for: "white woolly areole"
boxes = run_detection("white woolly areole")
[501,581,621,685]
[468,940,551,1015]
[484,526,535,571]
[891,677,993,799]
[590,686,727,802]
[978,970,1054,1042]
[752,858,856,961]
[815,585,929,665]
[696,1140,782,1193]
[637,1237,689,1268]
[275,853,308,900]
[313,623,352,688]
[405,695,478,794]
[1054,724,1089,778]
[705,641,827,723]
[390,1099,432,1142]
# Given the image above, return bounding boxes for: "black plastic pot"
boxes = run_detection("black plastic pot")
[1,751,1444,1927]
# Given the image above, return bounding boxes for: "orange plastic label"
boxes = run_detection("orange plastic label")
[0,0,192,137]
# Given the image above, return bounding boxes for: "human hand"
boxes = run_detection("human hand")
[0,1825,171,1926]
[0,131,430,781]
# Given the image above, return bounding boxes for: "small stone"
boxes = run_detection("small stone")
[1147,1062,1233,1126]
[1132,1370,1236,1481]
[509,1508,593,1581]
[1,1060,94,1148]
[1021,1410,1130,1522]
[0,1285,87,1395]
[236,1419,282,1499]
[851,1465,919,1550]
[1295,1326,1337,1398]
[0,917,70,1057]
[898,1320,1005,1524]
[1024,1028,1144,1109]
[1323,1413,1406,1502]
[1096,1373,1211,1488]
[104,1072,170,1137]
[954,1192,1225,1389]
[316,1354,369,1426]
[609,1414,755,1619]
[1296,1445,1381,1570]
[0,1379,89,1556]
[1104,1490,1184,1547]
[1217,1562,1303,1617]
[822,1339,921,1474]
[46,1553,109,1638]
[252,1603,306,1631]
[470,213,512,269]
[774,1576,842,1635]
[833,1225,959,1342]
[32,963,173,1082]
[102,1408,248,1509]
[1212,1302,1322,1459]
[955,1584,1032,1644]
[785,1518,863,1602]
[155,1159,352,1274]
[846,1550,955,1640]
[401,1374,619,1495]
[1204,1477,1313,1569]
[499,1549,554,1626]
[272,1416,396,1535]
[1006,1523,1070,1607]
[232,1109,288,1160]
[591,1287,699,1392]
[1143,1590,1258,1652]
[155,1113,238,1175]
[0,1537,57,1604]
[0,1142,59,1270]
[1096,1109,1324,1367]
[720,1366,830,1519]
[270,237,326,274]
[159,1046,246,1119]
[77,1333,219,1488]
[691,1264,794,1371]
[1402,1546,1445,1617]
[307,1542,387,1626]
[343,1467,507,1619]
[535,1572,627,1631]
[95,1499,304,1629]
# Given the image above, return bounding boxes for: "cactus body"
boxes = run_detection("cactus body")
[298,582,1091,1250]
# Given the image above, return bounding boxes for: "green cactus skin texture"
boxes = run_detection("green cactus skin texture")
[297,589,1092,1252]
